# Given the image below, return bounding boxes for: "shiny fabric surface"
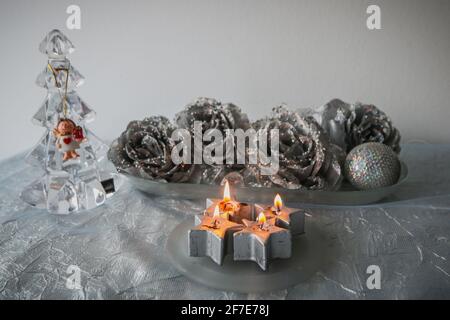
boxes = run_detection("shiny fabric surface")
[0,144,449,299]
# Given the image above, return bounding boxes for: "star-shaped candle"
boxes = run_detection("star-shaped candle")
[189,205,243,265]
[204,180,254,223]
[188,183,306,271]
[233,212,291,271]
[255,194,305,236]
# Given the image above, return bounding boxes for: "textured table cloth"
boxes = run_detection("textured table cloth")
[0,144,449,299]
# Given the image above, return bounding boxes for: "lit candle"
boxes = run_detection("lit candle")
[255,194,305,236]
[274,194,282,212]
[218,181,240,214]
[213,204,220,217]
[223,180,231,202]
[189,210,243,265]
[204,180,254,224]
[257,212,266,224]
[189,189,307,270]
[233,212,291,271]
[213,204,229,220]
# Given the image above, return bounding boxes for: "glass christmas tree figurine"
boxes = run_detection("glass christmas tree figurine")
[21,29,116,214]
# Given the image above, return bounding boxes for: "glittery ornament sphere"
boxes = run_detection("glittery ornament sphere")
[345,142,401,190]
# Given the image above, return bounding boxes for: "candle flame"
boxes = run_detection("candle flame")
[257,212,267,224]
[213,205,220,217]
[223,180,231,202]
[274,193,283,211]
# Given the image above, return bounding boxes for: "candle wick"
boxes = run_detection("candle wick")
[259,222,269,231]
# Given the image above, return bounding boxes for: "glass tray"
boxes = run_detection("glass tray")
[123,161,408,205]
[166,217,329,293]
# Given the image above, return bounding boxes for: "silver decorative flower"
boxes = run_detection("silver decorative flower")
[174,97,251,183]
[247,105,342,190]
[310,99,401,153]
[107,116,195,182]
[175,97,250,134]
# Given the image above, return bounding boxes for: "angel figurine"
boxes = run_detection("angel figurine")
[53,118,85,161]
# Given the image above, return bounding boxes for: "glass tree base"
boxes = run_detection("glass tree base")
[20,170,122,214]
[20,178,47,210]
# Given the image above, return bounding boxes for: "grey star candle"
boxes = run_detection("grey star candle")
[189,211,243,265]
[255,194,305,236]
[233,213,291,271]
[205,180,255,223]
[188,183,305,271]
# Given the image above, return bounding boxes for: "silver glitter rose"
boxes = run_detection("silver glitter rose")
[245,105,342,190]
[309,99,401,153]
[107,116,195,182]
[175,97,250,134]
[174,97,251,182]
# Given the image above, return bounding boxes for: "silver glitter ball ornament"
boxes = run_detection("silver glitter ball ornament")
[345,142,401,190]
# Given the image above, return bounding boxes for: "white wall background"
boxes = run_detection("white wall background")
[0,0,449,160]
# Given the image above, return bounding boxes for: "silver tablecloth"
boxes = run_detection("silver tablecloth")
[0,144,449,299]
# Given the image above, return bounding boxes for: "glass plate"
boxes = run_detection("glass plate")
[123,161,408,205]
[166,217,330,293]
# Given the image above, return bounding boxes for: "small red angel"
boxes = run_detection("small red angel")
[53,119,85,161]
